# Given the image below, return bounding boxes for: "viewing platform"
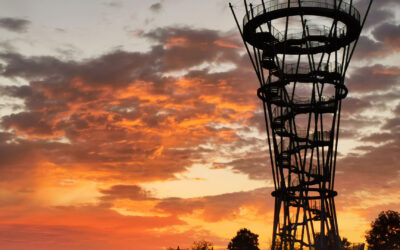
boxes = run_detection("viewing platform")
[242,0,362,54]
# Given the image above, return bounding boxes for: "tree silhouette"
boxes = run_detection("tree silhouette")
[228,228,260,250]
[191,240,213,250]
[270,234,352,250]
[341,237,351,249]
[365,210,400,250]
[314,231,341,250]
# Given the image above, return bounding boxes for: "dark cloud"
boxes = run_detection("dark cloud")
[155,187,274,222]
[106,1,123,8]
[2,111,54,135]
[100,185,153,201]
[372,23,400,50]
[336,139,400,193]
[383,117,400,132]
[214,150,270,180]
[0,51,161,87]
[0,26,243,86]
[141,26,242,71]
[335,99,400,195]
[341,97,372,114]
[0,17,30,33]
[346,64,400,92]
[361,132,394,143]
[353,36,384,60]
[394,103,400,115]
[150,2,162,12]
[355,0,400,28]
[341,115,381,132]
[354,22,400,60]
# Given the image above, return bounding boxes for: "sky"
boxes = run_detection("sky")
[0,0,399,249]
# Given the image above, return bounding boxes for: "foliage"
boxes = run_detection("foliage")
[314,231,341,250]
[270,232,354,249]
[341,237,351,249]
[228,228,260,250]
[365,210,400,250]
[192,240,213,250]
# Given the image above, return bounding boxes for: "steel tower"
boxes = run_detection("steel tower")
[230,0,372,249]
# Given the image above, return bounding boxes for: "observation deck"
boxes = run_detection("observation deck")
[242,0,362,54]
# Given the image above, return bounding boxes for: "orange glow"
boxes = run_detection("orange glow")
[213,40,240,49]
[166,37,187,47]
[0,14,397,249]
[372,68,400,75]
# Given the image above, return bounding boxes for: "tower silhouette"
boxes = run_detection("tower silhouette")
[230,0,372,248]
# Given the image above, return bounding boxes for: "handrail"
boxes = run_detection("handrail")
[293,95,336,105]
[278,61,342,74]
[276,130,331,153]
[244,0,360,25]
[270,95,336,108]
[273,25,346,42]
[273,107,291,118]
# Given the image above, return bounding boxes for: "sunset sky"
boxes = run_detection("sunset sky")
[0,0,399,249]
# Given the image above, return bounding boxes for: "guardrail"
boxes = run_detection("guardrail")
[244,0,360,26]
[276,130,331,153]
[281,62,342,74]
[274,25,346,42]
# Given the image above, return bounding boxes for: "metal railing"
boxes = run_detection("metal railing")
[273,25,346,42]
[244,0,360,26]
[296,130,331,141]
[273,107,291,118]
[293,95,336,104]
[270,95,336,107]
[280,62,342,74]
[276,130,331,151]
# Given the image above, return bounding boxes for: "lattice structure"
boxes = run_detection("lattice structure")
[230,0,372,249]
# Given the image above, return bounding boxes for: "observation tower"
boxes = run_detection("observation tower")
[230,0,372,249]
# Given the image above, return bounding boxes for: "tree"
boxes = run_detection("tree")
[192,240,213,250]
[365,210,400,250]
[228,228,260,250]
[314,231,341,250]
[341,237,351,249]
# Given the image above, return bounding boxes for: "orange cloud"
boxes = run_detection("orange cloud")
[372,68,400,75]
[166,37,187,47]
[213,40,240,49]
[0,24,398,249]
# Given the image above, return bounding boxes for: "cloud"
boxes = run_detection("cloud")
[100,185,153,201]
[335,101,400,199]
[0,17,30,33]
[155,187,274,222]
[141,26,242,71]
[150,2,162,12]
[372,23,400,50]
[355,0,400,28]
[346,64,400,93]
[0,204,201,250]
[0,26,257,186]
[213,151,271,180]
[341,97,372,115]
[354,23,400,60]
[336,139,400,193]
[0,21,398,248]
